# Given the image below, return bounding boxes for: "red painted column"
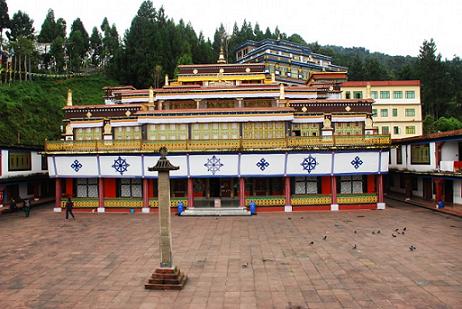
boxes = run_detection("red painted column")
[434,178,443,204]
[377,174,384,203]
[143,178,149,208]
[331,176,337,205]
[239,177,245,207]
[284,176,291,205]
[187,178,194,208]
[55,178,62,209]
[98,178,104,208]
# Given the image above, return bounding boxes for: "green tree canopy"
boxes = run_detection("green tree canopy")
[6,10,35,41]
[0,0,9,46]
[38,8,56,43]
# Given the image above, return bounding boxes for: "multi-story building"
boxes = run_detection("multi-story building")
[0,145,54,209]
[341,80,422,139]
[235,39,347,85]
[388,129,462,206]
[44,59,390,214]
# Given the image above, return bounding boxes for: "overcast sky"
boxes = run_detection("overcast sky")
[9,0,462,59]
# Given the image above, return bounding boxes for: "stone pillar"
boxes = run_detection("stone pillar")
[142,178,150,213]
[54,178,62,212]
[187,178,194,208]
[377,174,386,210]
[98,178,105,213]
[239,177,245,207]
[284,176,292,212]
[145,147,187,290]
[331,176,339,211]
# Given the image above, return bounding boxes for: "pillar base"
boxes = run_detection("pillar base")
[284,205,292,212]
[142,207,150,213]
[377,202,386,210]
[53,207,62,212]
[145,267,188,290]
[330,204,339,211]
[97,207,105,213]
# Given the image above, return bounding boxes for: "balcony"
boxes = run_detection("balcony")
[45,135,390,154]
[440,161,462,173]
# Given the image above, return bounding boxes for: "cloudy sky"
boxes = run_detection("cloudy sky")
[9,0,462,58]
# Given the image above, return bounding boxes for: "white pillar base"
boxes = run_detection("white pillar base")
[97,207,105,213]
[284,205,292,212]
[377,202,386,210]
[330,204,339,211]
[53,207,62,212]
[141,207,150,213]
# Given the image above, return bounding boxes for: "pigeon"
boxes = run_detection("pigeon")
[403,227,407,231]
[409,245,416,251]
[309,241,314,245]
[377,230,381,234]
[392,234,397,238]
[354,230,357,234]
[395,228,399,232]
[288,217,292,220]
[241,262,248,268]
[372,231,376,235]
[323,235,327,240]
[300,217,304,219]
[402,231,405,235]
[353,244,357,250]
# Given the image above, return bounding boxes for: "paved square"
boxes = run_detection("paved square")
[1,201,461,308]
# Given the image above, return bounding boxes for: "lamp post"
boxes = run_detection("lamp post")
[145,147,187,290]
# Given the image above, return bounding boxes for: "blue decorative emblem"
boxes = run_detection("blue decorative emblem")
[204,155,223,175]
[301,154,319,174]
[71,160,82,172]
[351,156,363,169]
[256,158,270,171]
[112,156,130,175]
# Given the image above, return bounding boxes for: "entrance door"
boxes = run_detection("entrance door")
[444,180,453,204]
[423,178,432,201]
[220,179,233,198]
[210,179,220,197]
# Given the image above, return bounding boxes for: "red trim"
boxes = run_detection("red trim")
[143,179,149,208]
[65,179,73,197]
[148,179,155,198]
[98,179,104,208]
[341,80,420,87]
[103,179,117,198]
[321,176,331,194]
[367,175,376,193]
[377,174,384,203]
[239,177,245,207]
[55,179,61,209]
[187,178,194,208]
[284,176,291,206]
[331,176,337,204]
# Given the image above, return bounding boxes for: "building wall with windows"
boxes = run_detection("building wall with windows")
[341,80,422,139]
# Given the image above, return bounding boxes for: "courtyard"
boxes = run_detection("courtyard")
[0,200,461,309]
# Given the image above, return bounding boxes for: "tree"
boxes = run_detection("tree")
[363,58,390,80]
[0,0,9,48]
[70,18,89,54]
[89,27,102,66]
[67,30,85,72]
[6,10,35,41]
[55,18,66,39]
[50,35,65,72]
[38,9,56,43]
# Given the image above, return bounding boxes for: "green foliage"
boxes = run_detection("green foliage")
[0,75,117,146]
[38,9,56,43]
[434,117,462,132]
[6,10,34,41]
[50,36,65,72]
[90,27,102,66]
[0,0,9,43]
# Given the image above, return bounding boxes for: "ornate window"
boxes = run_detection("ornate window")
[76,178,98,198]
[118,178,142,198]
[339,176,364,194]
[8,151,31,171]
[295,177,319,194]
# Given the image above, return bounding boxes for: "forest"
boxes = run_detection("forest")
[0,0,461,146]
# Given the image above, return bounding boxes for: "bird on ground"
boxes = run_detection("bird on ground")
[241,263,248,268]
[392,234,397,238]
[354,230,357,234]
[395,228,399,232]
[353,244,357,249]
[323,235,327,240]
[409,245,416,251]
[372,231,376,235]
[377,230,381,234]
[309,241,314,245]
[300,217,304,219]
[288,217,292,220]
[403,227,407,231]
[402,231,405,235]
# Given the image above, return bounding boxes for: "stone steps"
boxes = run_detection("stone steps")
[181,207,251,216]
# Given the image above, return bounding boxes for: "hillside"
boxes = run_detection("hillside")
[0,75,118,146]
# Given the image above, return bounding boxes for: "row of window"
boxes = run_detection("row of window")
[372,108,416,117]
[392,144,430,165]
[381,126,416,135]
[345,90,416,100]
[7,151,47,172]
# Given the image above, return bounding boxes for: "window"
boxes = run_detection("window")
[113,126,142,140]
[406,126,416,135]
[8,151,32,171]
[405,108,415,117]
[405,91,415,99]
[394,126,400,135]
[119,178,142,197]
[380,91,390,99]
[411,144,430,164]
[295,177,319,194]
[353,91,363,99]
[372,109,377,117]
[382,126,389,134]
[371,91,378,99]
[339,176,364,194]
[76,178,98,197]
[345,91,351,99]
[380,109,388,117]
[393,91,403,99]
[74,127,102,140]
[392,108,398,117]
[396,145,402,164]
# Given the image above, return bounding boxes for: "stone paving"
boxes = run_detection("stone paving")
[0,200,461,309]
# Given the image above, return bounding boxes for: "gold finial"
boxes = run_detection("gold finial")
[164,74,169,86]
[66,89,73,106]
[279,83,285,100]
[148,86,154,104]
[217,37,227,64]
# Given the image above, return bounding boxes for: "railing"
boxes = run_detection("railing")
[291,194,331,205]
[245,196,285,206]
[45,135,390,153]
[337,193,377,204]
[60,198,98,208]
[104,198,143,208]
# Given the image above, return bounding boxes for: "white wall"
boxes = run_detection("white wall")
[441,141,459,161]
[0,149,48,179]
